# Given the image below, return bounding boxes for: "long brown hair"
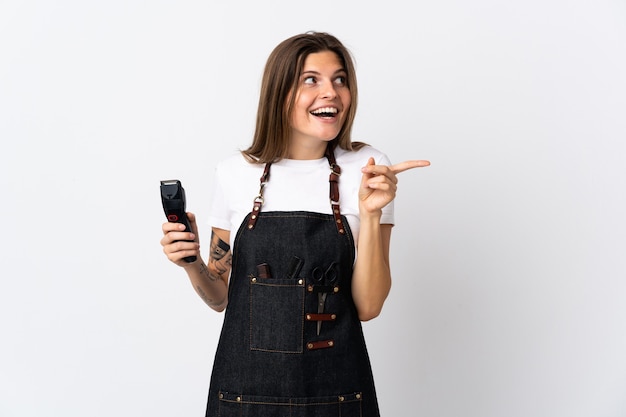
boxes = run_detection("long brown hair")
[242,32,365,163]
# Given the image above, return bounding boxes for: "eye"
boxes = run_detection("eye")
[303,76,316,85]
[334,75,347,86]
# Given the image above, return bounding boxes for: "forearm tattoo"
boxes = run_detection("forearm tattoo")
[197,262,224,307]
[198,262,218,282]
[195,284,214,305]
[194,232,231,307]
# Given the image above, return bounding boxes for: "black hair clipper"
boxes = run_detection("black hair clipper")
[160,179,197,263]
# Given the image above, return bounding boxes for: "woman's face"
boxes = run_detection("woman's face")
[289,51,351,157]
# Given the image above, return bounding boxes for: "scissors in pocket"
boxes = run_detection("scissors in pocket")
[312,262,339,335]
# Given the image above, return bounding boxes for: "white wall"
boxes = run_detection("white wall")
[1,1,625,416]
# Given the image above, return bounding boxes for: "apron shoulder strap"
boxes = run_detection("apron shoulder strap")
[246,162,271,230]
[325,146,346,235]
[247,145,345,235]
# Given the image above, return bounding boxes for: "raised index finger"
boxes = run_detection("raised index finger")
[389,160,431,174]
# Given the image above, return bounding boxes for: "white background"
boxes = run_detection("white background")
[1,1,625,416]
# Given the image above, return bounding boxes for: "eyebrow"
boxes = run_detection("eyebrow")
[301,68,347,76]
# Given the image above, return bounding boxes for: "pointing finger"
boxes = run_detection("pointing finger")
[389,160,430,175]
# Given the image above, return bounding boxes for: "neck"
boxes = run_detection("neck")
[287,141,328,160]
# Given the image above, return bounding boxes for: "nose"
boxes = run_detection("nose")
[320,81,338,99]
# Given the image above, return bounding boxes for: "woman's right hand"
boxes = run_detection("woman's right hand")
[160,212,201,267]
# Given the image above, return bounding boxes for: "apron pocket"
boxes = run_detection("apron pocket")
[250,278,305,353]
[218,391,363,417]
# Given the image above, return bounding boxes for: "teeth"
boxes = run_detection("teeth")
[311,107,338,115]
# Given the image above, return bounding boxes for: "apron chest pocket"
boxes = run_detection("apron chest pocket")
[250,278,305,353]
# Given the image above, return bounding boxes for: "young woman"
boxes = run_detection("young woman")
[161,31,429,417]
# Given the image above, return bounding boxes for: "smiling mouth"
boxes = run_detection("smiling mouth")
[310,107,339,119]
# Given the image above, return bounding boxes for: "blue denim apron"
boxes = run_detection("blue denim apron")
[205,149,380,417]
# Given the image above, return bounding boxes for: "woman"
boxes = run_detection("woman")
[161,31,429,417]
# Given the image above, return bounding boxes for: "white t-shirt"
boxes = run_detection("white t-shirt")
[208,145,394,248]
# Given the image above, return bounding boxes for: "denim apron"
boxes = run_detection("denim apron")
[205,149,380,417]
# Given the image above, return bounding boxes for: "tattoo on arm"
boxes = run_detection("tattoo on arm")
[199,262,219,283]
[210,231,230,261]
[194,231,231,307]
[195,285,214,306]
[209,231,232,277]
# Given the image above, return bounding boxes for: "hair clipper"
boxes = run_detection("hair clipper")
[160,179,197,263]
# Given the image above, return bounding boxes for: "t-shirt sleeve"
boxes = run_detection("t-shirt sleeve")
[207,161,232,231]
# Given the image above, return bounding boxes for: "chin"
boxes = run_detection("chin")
[317,130,342,142]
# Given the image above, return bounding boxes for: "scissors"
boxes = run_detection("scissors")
[312,262,339,335]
